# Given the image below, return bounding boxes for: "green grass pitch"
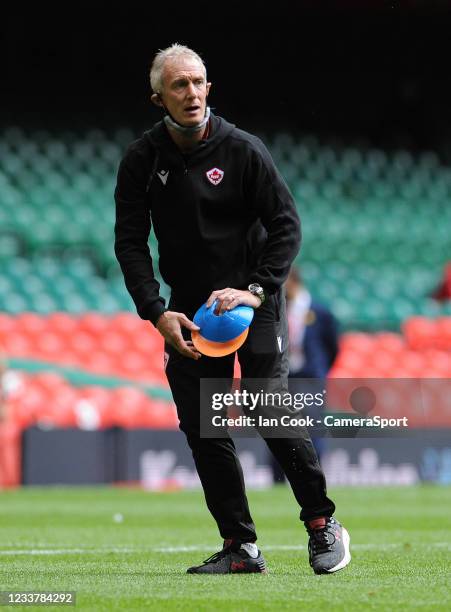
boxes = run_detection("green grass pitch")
[0,485,450,611]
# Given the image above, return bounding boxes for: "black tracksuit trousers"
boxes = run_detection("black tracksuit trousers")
[165,289,335,542]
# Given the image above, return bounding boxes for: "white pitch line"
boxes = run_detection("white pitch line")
[0,548,138,556]
[0,543,450,556]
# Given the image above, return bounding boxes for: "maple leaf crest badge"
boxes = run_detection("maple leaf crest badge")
[206,167,224,185]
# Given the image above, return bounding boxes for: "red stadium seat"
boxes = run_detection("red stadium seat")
[109,387,149,428]
[143,399,179,429]
[435,317,451,351]
[339,333,375,355]
[118,351,150,377]
[367,351,398,374]
[75,386,115,429]
[129,330,164,353]
[46,313,79,335]
[403,316,438,350]
[30,374,78,427]
[421,349,451,376]
[111,312,146,335]
[399,350,427,377]
[99,331,129,356]
[1,332,34,357]
[9,378,45,428]
[15,312,47,335]
[332,350,369,376]
[328,365,357,378]
[32,371,67,391]
[82,351,115,375]
[0,314,16,336]
[78,312,110,336]
[374,332,405,354]
[35,331,67,360]
[35,395,77,428]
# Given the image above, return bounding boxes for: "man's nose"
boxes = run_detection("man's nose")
[186,82,197,97]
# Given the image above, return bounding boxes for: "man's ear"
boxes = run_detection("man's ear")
[151,93,164,107]
[206,82,212,97]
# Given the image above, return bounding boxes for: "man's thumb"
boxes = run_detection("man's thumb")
[180,315,200,331]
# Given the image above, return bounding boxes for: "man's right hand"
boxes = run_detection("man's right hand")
[156,311,202,360]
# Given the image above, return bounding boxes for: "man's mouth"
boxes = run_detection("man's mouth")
[184,105,200,112]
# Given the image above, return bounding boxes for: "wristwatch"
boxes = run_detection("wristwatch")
[248,283,266,304]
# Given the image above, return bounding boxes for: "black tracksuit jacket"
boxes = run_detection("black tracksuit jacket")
[114,113,301,325]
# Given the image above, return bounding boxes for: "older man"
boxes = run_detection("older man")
[114,43,350,575]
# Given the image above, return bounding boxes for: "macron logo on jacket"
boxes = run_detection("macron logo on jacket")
[157,170,169,185]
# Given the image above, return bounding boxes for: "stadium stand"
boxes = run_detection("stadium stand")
[1,128,450,434]
[1,127,450,330]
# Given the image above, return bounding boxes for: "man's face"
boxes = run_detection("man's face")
[159,57,211,126]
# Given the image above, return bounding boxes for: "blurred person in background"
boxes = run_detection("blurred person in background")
[286,267,339,381]
[114,44,350,575]
[271,267,339,482]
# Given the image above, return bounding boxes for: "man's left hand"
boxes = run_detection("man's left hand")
[206,288,262,315]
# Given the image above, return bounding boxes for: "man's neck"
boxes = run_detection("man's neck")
[167,119,210,153]
[168,126,205,153]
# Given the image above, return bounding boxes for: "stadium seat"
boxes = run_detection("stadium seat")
[403,317,439,350]
[435,317,451,350]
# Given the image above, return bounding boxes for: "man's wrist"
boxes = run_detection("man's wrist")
[149,302,167,327]
[155,310,169,329]
[248,283,265,304]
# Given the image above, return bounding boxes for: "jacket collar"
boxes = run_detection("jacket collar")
[144,113,235,165]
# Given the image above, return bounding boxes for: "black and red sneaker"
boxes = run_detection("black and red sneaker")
[187,540,267,574]
[306,517,351,574]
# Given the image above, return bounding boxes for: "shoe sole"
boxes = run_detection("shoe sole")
[322,527,351,574]
[187,556,268,574]
[187,567,268,575]
[187,570,268,575]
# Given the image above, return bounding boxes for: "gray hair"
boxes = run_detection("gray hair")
[150,43,207,94]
